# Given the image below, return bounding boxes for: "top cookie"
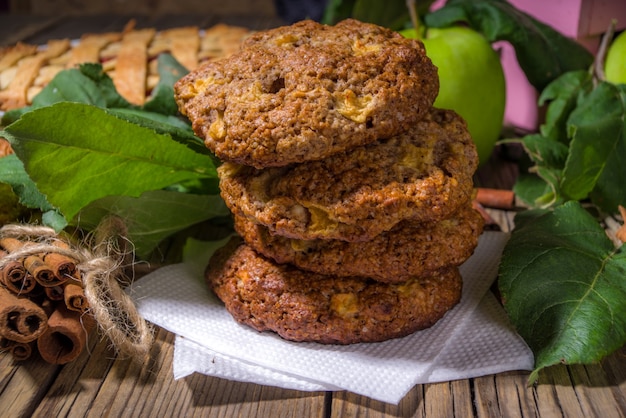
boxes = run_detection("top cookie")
[175,19,439,168]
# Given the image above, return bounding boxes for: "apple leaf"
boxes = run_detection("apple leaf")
[519,134,569,169]
[105,107,209,156]
[512,173,551,207]
[561,82,626,206]
[513,134,567,207]
[75,190,230,259]
[499,201,626,383]
[424,0,594,91]
[322,0,435,30]
[538,70,593,144]
[1,102,217,224]
[588,133,626,214]
[0,154,55,211]
[143,53,189,115]
[513,74,626,214]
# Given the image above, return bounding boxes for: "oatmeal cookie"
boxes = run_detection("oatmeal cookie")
[206,239,462,344]
[218,108,478,241]
[233,202,483,282]
[175,19,439,168]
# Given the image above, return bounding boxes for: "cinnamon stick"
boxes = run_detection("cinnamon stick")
[0,236,25,252]
[0,250,36,294]
[0,286,48,343]
[1,337,34,361]
[43,252,78,282]
[44,285,65,301]
[24,254,61,287]
[472,200,497,226]
[64,283,88,312]
[475,188,516,210]
[1,238,62,286]
[37,304,94,364]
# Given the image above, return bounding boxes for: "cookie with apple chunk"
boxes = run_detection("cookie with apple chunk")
[217,108,478,242]
[175,19,439,168]
[232,200,483,283]
[206,238,462,344]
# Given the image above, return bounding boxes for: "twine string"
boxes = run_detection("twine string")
[0,221,153,358]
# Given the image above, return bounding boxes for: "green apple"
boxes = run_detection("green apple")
[605,29,626,85]
[401,26,506,165]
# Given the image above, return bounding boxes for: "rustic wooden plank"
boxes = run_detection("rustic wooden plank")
[473,375,503,417]
[424,382,454,417]
[0,350,20,393]
[186,378,328,418]
[0,352,61,417]
[569,363,625,418]
[602,347,626,413]
[31,327,328,417]
[535,365,586,417]
[494,371,539,418]
[30,330,117,417]
[450,379,474,417]
[330,386,426,418]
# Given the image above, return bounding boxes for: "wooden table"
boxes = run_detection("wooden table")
[1,13,625,418]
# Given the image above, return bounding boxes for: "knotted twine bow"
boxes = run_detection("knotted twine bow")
[0,218,153,359]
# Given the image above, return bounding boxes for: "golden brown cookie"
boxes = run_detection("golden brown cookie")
[233,202,483,282]
[218,108,478,242]
[206,239,463,344]
[175,19,439,168]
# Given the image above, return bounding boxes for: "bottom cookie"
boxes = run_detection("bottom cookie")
[206,239,462,344]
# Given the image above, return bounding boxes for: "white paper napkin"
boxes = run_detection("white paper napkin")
[128,231,534,404]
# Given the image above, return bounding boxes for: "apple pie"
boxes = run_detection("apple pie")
[0,21,252,111]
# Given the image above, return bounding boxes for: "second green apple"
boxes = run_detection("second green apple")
[402,26,506,165]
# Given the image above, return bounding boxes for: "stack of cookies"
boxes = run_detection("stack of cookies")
[175,19,483,344]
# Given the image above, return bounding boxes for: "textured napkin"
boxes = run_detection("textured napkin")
[128,231,533,404]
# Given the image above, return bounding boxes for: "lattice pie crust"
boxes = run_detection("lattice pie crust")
[0,21,252,111]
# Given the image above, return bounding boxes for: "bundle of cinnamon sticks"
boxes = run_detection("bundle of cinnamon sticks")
[0,235,94,364]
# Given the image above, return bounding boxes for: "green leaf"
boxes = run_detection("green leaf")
[589,132,626,213]
[75,190,230,259]
[0,182,24,224]
[424,0,594,91]
[0,154,55,211]
[105,108,210,156]
[538,70,593,144]
[560,82,626,203]
[2,102,217,222]
[29,67,108,108]
[142,53,189,115]
[351,0,411,30]
[515,134,568,207]
[75,63,132,109]
[321,0,357,25]
[41,209,68,231]
[519,134,569,168]
[513,173,552,207]
[321,0,434,30]
[499,201,626,383]
[532,166,564,207]
[182,235,235,280]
